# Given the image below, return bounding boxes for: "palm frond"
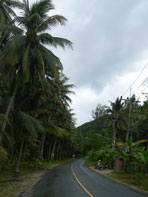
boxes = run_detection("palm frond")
[5,6,17,17]
[0,24,23,35]
[31,0,54,19]
[39,45,63,72]
[27,13,42,29]
[38,33,73,49]
[0,35,26,70]
[47,124,69,138]
[36,15,67,32]
[6,0,23,8]
[18,111,44,137]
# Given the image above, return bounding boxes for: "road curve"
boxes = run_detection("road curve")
[32,159,146,197]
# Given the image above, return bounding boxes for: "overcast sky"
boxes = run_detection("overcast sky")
[29,0,148,126]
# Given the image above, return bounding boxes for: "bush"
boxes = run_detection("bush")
[88,145,115,168]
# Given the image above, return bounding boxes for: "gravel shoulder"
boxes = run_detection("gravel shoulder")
[0,164,58,197]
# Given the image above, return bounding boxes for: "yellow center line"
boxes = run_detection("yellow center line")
[71,164,94,197]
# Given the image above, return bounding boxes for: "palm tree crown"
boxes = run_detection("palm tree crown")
[1,0,73,84]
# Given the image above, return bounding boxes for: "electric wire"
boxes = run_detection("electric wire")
[122,62,148,97]
[136,85,148,97]
[133,77,148,94]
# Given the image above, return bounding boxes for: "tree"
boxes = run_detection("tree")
[0,0,72,144]
[109,97,124,148]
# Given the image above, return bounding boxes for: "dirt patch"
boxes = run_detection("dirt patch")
[19,165,59,197]
[90,168,113,176]
[0,165,58,197]
[18,170,47,197]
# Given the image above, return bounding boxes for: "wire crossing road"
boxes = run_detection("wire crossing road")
[32,159,146,197]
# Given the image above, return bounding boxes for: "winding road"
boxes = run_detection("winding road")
[32,159,146,197]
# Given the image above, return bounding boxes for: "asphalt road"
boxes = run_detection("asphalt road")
[32,159,146,197]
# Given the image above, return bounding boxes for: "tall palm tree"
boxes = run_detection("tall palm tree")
[0,0,72,144]
[109,97,124,148]
[39,72,74,160]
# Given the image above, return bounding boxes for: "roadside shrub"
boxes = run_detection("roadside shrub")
[87,150,96,161]
[88,145,115,168]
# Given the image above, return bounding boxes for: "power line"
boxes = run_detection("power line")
[133,77,148,94]
[122,62,148,97]
[136,85,148,97]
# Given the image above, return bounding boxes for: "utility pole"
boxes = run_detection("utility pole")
[121,93,140,141]
[127,88,132,140]
[127,98,132,140]
[112,111,116,148]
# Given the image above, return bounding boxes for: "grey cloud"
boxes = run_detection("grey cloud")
[52,0,148,91]
[22,0,148,124]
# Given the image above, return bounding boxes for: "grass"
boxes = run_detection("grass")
[86,159,96,167]
[0,158,75,197]
[0,169,23,197]
[110,171,148,192]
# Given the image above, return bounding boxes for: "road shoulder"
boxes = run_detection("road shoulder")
[89,166,148,196]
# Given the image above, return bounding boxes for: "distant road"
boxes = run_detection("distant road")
[32,159,146,197]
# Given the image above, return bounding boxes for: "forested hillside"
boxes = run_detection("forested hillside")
[78,97,148,153]
[81,97,148,190]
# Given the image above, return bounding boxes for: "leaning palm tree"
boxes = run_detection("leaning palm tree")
[0,0,73,144]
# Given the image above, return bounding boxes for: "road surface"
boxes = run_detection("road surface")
[32,159,146,197]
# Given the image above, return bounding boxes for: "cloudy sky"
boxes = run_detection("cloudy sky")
[29,0,148,125]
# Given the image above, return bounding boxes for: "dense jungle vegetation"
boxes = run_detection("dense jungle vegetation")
[0,0,82,173]
[78,96,148,174]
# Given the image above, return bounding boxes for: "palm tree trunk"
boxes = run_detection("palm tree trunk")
[15,136,25,173]
[22,141,27,160]
[112,113,116,148]
[56,140,61,161]
[59,140,64,160]
[47,140,53,161]
[126,101,132,141]
[6,148,14,167]
[50,138,58,162]
[0,81,19,145]
[39,132,46,160]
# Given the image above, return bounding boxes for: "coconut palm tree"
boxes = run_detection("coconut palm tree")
[39,73,74,161]
[0,0,72,144]
[109,97,125,148]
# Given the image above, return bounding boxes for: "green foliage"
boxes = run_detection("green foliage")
[86,159,96,167]
[87,136,148,173]
[18,111,44,137]
[0,0,77,174]
[87,145,115,168]
[78,104,111,155]
[0,145,7,163]
[111,171,148,191]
